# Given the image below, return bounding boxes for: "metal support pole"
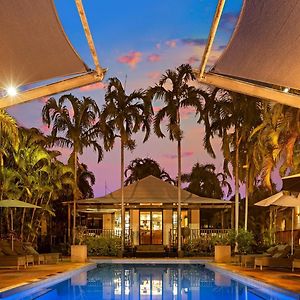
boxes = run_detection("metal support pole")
[75,0,105,78]
[197,0,226,79]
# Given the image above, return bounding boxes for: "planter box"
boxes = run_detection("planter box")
[214,245,231,263]
[71,245,87,263]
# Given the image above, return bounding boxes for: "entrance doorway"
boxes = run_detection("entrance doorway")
[139,211,163,245]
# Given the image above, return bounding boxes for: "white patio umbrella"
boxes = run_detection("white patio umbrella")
[255,194,300,254]
[0,200,41,250]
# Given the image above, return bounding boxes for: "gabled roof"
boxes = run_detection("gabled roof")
[77,175,230,205]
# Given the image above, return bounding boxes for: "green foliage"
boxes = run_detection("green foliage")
[210,230,236,249]
[183,238,212,256]
[84,236,121,256]
[236,228,255,254]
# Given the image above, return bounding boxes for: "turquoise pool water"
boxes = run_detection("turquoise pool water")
[3,264,298,300]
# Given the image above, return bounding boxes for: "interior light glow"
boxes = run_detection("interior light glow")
[6,86,17,97]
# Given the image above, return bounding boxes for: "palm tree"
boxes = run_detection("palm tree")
[251,103,300,189]
[149,64,203,253]
[42,94,104,244]
[101,77,152,253]
[124,157,174,185]
[182,163,232,199]
[78,163,95,198]
[203,90,263,233]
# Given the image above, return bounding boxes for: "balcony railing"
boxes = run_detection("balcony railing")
[169,228,231,248]
[84,229,132,246]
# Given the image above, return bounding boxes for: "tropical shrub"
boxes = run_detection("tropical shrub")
[84,236,121,256]
[183,238,212,256]
[236,228,255,254]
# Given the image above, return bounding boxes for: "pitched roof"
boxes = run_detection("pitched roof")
[78,175,230,205]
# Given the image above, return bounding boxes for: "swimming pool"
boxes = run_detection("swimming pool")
[1,263,298,300]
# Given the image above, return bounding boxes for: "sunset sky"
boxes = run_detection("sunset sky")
[8,0,244,197]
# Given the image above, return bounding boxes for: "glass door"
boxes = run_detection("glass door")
[152,211,162,244]
[140,212,151,244]
[139,211,163,245]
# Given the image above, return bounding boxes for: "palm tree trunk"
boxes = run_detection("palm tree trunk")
[234,130,240,232]
[121,139,125,254]
[72,150,78,245]
[244,154,249,231]
[177,138,182,253]
[177,110,182,254]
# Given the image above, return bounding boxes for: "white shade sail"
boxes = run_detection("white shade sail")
[198,0,300,109]
[213,0,300,90]
[0,0,104,108]
[0,0,88,89]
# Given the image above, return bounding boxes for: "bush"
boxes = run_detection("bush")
[84,236,121,256]
[183,238,212,256]
[236,228,255,254]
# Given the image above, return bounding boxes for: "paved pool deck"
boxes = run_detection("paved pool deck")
[0,257,300,296]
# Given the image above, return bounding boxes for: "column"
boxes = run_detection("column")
[163,210,173,246]
[130,209,139,246]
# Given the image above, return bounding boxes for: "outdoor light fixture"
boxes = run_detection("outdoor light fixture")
[6,86,17,97]
[283,87,290,93]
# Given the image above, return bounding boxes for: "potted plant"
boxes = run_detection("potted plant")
[71,226,87,263]
[212,232,235,263]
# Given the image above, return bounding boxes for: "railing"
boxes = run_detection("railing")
[275,229,300,246]
[84,229,133,246]
[169,228,231,248]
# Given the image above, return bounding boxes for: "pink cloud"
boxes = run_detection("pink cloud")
[180,107,198,120]
[147,72,161,80]
[147,54,161,63]
[163,151,194,160]
[187,56,200,65]
[156,43,161,49]
[166,40,177,48]
[38,96,49,104]
[182,151,194,158]
[79,82,107,92]
[117,51,142,68]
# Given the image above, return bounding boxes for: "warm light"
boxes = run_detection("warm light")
[6,86,17,97]
[283,87,289,93]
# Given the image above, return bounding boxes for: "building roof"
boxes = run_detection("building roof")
[77,175,231,206]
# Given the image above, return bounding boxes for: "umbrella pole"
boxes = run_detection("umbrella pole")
[292,207,294,255]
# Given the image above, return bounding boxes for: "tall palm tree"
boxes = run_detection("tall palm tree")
[101,77,152,253]
[251,103,300,189]
[124,157,174,185]
[149,64,203,253]
[42,94,104,244]
[203,90,263,233]
[181,163,232,199]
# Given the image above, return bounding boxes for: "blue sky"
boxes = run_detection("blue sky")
[8,0,243,196]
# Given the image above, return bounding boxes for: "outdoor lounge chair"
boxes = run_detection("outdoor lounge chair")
[0,240,34,267]
[239,245,280,267]
[14,241,45,265]
[23,244,60,264]
[254,244,292,270]
[290,249,300,271]
[0,249,26,270]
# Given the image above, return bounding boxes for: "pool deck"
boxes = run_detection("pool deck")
[0,257,300,296]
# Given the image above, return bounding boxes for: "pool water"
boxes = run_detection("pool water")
[8,264,298,300]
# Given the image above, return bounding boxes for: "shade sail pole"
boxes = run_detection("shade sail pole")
[197,0,226,80]
[75,0,105,78]
[0,72,101,109]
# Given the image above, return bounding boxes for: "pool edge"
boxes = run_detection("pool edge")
[0,263,96,299]
[206,263,300,299]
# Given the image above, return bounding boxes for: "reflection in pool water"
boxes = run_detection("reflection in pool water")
[22,264,295,300]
